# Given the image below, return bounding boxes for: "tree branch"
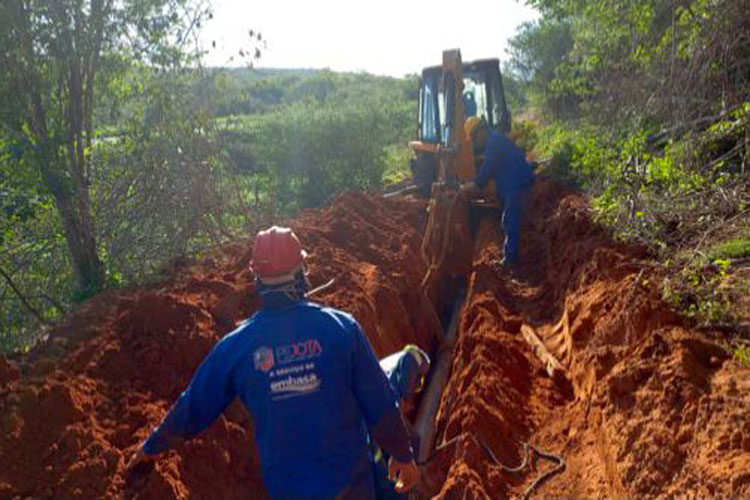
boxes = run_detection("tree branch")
[0,266,47,325]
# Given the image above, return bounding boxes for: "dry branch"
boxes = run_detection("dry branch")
[0,266,47,325]
[647,104,745,146]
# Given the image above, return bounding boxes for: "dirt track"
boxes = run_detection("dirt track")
[1,181,748,499]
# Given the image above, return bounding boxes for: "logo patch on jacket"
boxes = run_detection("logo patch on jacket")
[270,373,321,400]
[254,346,275,372]
[276,339,323,364]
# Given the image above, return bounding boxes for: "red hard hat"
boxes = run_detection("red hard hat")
[250,226,307,283]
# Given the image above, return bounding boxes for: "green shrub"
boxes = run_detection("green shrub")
[735,342,750,368]
[708,234,750,261]
[661,257,735,326]
[382,145,412,185]
[224,95,414,212]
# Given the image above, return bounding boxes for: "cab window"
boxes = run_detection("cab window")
[463,71,489,125]
[419,75,439,143]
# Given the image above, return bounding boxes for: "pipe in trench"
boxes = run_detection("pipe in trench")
[413,284,466,462]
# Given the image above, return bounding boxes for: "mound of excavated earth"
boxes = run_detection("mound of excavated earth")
[428,179,750,499]
[1,181,748,499]
[0,193,440,499]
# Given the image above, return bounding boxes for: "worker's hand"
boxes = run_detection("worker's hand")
[388,457,420,493]
[125,444,155,475]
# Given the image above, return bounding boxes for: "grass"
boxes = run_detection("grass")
[660,229,750,328]
[708,235,750,261]
[382,144,412,185]
[734,341,750,368]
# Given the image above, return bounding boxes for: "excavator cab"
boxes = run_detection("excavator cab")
[410,51,511,193]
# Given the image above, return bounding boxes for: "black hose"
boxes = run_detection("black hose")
[416,433,565,499]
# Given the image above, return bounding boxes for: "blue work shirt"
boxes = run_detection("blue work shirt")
[143,297,413,500]
[474,130,534,197]
[374,347,429,500]
[379,346,429,402]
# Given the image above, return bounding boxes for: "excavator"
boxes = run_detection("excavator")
[407,49,512,305]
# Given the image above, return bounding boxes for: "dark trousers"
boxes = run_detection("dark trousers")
[500,187,530,265]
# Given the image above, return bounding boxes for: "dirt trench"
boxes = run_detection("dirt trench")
[0,181,748,499]
[425,179,750,499]
[0,192,441,500]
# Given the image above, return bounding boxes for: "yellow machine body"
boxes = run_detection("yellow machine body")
[409,49,511,201]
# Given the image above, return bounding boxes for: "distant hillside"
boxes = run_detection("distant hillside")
[209,66,321,80]
[210,67,417,117]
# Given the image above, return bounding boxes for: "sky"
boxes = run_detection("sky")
[201,0,539,77]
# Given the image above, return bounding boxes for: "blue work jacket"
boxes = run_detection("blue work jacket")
[143,297,413,500]
[379,346,429,402]
[474,130,534,196]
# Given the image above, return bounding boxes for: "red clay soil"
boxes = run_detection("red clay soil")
[428,178,750,499]
[2,181,749,499]
[0,192,441,500]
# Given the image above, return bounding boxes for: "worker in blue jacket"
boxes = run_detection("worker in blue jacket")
[374,345,431,499]
[126,226,420,499]
[461,117,534,270]
[380,345,430,410]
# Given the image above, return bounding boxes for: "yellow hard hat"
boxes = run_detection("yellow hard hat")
[465,116,482,137]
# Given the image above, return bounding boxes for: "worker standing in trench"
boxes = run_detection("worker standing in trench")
[126,226,420,499]
[374,345,431,499]
[460,117,535,271]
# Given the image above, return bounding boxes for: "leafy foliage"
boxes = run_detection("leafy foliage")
[91,68,233,285]
[516,0,750,124]
[0,0,221,350]
[508,0,750,333]
[708,234,750,261]
[507,18,575,115]
[217,72,416,212]
[1,49,418,352]
[734,341,750,368]
[661,257,734,326]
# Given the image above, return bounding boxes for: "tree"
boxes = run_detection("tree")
[506,18,575,115]
[517,0,750,124]
[0,0,210,297]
